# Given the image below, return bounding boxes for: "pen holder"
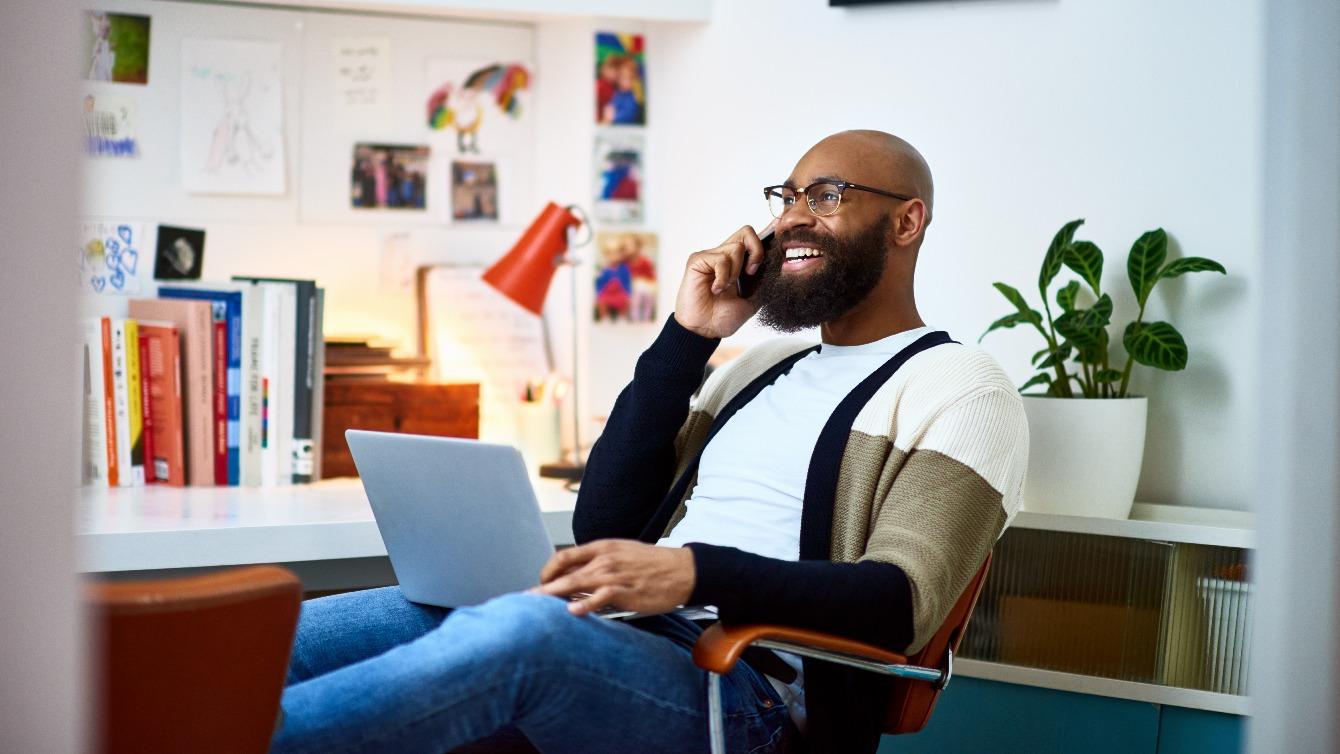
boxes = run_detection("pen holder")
[515,401,561,473]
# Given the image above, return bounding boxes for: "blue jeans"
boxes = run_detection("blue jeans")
[270,588,793,754]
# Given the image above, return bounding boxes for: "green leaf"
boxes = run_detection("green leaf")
[1039,219,1085,296]
[993,282,1034,316]
[1094,368,1123,383]
[1127,228,1168,307]
[1123,320,1188,371]
[1063,240,1105,295]
[1056,280,1080,312]
[1054,293,1113,346]
[1072,328,1110,364]
[1031,343,1072,367]
[1019,372,1052,393]
[1038,344,1073,369]
[1159,256,1227,280]
[979,311,1039,342]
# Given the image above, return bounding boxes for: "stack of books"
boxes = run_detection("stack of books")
[80,277,325,487]
[324,336,430,383]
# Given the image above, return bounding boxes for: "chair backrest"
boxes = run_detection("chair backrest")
[87,565,302,754]
[882,553,992,735]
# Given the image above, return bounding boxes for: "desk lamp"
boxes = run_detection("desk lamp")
[483,202,589,480]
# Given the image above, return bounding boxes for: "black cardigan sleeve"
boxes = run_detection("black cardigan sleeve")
[571,315,719,544]
[687,543,915,651]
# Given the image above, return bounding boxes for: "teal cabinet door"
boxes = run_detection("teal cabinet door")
[1156,707,1243,754]
[879,678,1160,754]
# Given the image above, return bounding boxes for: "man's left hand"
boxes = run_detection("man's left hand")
[534,539,695,617]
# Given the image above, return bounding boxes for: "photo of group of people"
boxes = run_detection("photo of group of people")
[350,143,428,210]
[594,32,645,126]
[594,231,657,323]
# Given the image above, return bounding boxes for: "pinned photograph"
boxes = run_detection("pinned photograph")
[83,93,138,158]
[154,225,206,281]
[594,232,657,323]
[593,132,643,224]
[451,161,499,221]
[82,11,151,85]
[351,143,429,210]
[79,221,146,295]
[426,60,531,154]
[595,32,645,125]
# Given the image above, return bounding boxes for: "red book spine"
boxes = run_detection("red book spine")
[138,333,156,484]
[212,319,228,485]
[101,317,119,487]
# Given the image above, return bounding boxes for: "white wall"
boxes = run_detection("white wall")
[1,1,87,751]
[620,0,1265,511]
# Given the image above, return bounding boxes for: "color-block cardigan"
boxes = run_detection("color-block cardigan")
[573,316,1028,753]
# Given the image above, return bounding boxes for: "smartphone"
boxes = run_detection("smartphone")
[736,226,774,299]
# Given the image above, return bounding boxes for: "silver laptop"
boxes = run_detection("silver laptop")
[346,430,557,608]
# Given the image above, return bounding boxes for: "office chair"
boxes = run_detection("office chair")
[693,555,992,754]
[87,565,303,754]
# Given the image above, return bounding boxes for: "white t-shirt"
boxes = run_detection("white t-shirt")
[658,325,933,730]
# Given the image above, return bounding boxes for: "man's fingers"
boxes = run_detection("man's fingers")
[568,585,621,616]
[710,249,741,294]
[539,544,595,584]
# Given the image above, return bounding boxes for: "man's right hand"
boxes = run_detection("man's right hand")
[673,224,771,340]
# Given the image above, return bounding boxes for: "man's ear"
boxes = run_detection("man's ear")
[892,199,929,247]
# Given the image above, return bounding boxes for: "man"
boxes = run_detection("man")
[272,130,1028,754]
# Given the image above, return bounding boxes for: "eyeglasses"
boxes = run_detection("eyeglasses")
[763,180,916,218]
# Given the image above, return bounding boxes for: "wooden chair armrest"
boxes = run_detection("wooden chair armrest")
[692,622,910,676]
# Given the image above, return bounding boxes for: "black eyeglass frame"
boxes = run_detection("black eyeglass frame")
[762,180,917,218]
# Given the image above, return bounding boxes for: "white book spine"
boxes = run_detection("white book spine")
[81,321,108,486]
[110,319,134,487]
[274,286,297,487]
[238,286,263,486]
[259,286,282,488]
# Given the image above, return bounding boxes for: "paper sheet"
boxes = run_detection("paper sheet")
[78,220,145,295]
[332,36,390,109]
[180,38,286,195]
[426,266,549,445]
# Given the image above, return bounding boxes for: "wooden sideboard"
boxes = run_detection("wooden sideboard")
[320,381,480,478]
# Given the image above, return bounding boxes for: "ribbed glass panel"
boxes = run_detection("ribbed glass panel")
[960,529,1252,694]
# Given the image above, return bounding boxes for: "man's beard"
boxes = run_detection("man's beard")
[754,215,893,333]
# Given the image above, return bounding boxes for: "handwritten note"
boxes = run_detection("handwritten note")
[332,36,390,109]
[426,266,549,445]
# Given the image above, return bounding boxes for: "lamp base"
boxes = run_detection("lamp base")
[539,460,585,481]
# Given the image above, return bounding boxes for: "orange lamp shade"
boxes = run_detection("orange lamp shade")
[483,202,584,315]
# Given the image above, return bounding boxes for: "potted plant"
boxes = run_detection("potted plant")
[981,219,1226,519]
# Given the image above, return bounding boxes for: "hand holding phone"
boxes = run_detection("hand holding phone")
[736,226,773,299]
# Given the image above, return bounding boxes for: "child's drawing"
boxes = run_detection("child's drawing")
[181,39,286,195]
[425,60,530,154]
[78,221,145,295]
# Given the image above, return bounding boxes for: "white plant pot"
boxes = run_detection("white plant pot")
[1021,396,1148,519]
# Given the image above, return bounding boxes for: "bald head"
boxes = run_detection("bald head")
[803,130,934,223]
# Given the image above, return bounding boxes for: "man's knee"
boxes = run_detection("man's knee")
[443,593,584,665]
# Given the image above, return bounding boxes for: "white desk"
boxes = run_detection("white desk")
[77,478,578,590]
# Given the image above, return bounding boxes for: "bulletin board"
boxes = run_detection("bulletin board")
[79,0,537,228]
